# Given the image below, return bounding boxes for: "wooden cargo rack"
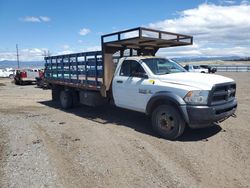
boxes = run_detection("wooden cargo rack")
[44,27,193,94]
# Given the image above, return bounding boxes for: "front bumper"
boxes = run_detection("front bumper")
[186,99,237,128]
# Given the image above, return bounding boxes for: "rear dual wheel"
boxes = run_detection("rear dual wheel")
[59,89,79,109]
[152,105,185,140]
[60,90,73,109]
[52,86,61,101]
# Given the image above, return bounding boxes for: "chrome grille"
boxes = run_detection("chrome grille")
[210,83,236,105]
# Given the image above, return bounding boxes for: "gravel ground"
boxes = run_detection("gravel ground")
[0,72,250,188]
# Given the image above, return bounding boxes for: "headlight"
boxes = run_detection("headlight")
[184,90,209,105]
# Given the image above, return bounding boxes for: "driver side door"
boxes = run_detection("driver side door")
[112,60,150,112]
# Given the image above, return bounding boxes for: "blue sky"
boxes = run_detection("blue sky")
[0,0,249,61]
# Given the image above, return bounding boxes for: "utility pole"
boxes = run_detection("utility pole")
[43,50,51,58]
[16,44,20,69]
[43,50,47,58]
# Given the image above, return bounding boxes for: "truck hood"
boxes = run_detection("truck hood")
[157,72,234,90]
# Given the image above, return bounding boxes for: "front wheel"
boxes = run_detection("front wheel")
[152,105,186,140]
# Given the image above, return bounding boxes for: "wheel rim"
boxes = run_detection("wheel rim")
[158,111,175,133]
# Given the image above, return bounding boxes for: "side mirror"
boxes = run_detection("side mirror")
[131,72,148,79]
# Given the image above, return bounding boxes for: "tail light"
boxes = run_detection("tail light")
[20,71,27,78]
[39,71,44,78]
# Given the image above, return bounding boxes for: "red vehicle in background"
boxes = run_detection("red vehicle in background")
[14,69,40,85]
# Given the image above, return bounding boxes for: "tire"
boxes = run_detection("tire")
[51,85,61,101]
[71,90,80,107]
[201,71,205,73]
[60,90,73,109]
[9,74,14,79]
[14,79,20,85]
[152,105,186,140]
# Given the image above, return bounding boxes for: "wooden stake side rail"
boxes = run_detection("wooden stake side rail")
[44,51,103,90]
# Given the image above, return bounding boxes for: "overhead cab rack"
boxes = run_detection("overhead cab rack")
[101,27,193,94]
[101,27,193,56]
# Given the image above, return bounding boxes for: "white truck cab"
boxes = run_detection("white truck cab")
[0,68,14,78]
[184,64,209,73]
[112,57,237,139]
[45,27,237,140]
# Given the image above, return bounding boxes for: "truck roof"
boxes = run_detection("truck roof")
[118,56,167,61]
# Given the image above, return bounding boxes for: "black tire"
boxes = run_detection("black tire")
[60,90,73,109]
[152,105,185,140]
[201,71,205,73]
[51,85,61,101]
[9,74,14,79]
[71,90,80,107]
[14,79,20,85]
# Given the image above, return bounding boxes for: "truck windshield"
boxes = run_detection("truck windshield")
[142,58,186,75]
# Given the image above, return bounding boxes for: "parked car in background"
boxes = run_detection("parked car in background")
[0,68,14,78]
[183,64,209,73]
[200,65,217,73]
[14,69,40,85]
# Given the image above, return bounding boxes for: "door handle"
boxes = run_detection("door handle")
[116,80,123,83]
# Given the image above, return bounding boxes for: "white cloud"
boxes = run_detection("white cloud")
[22,16,41,23]
[79,28,90,36]
[57,45,101,55]
[157,45,250,58]
[148,3,250,57]
[21,16,51,23]
[10,3,249,60]
[85,46,101,51]
[39,16,51,22]
[241,0,249,5]
[219,0,236,5]
[55,50,75,55]
[0,48,48,61]
[0,45,101,61]
[62,45,70,50]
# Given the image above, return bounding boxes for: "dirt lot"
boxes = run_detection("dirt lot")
[0,72,250,188]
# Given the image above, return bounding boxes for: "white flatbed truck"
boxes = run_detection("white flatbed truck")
[44,27,237,140]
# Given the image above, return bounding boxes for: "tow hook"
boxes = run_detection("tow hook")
[231,113,237,118]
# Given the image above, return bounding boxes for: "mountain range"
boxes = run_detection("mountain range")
[0,56,247,69]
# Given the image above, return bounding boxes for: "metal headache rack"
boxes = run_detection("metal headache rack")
[44,27,193,93]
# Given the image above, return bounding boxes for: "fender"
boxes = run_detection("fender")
[146,91,189,123]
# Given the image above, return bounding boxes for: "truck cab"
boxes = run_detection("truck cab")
[0,68,14,78]
[44,27,237,140]
[184,64,208,73]
[112,56,237,139]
